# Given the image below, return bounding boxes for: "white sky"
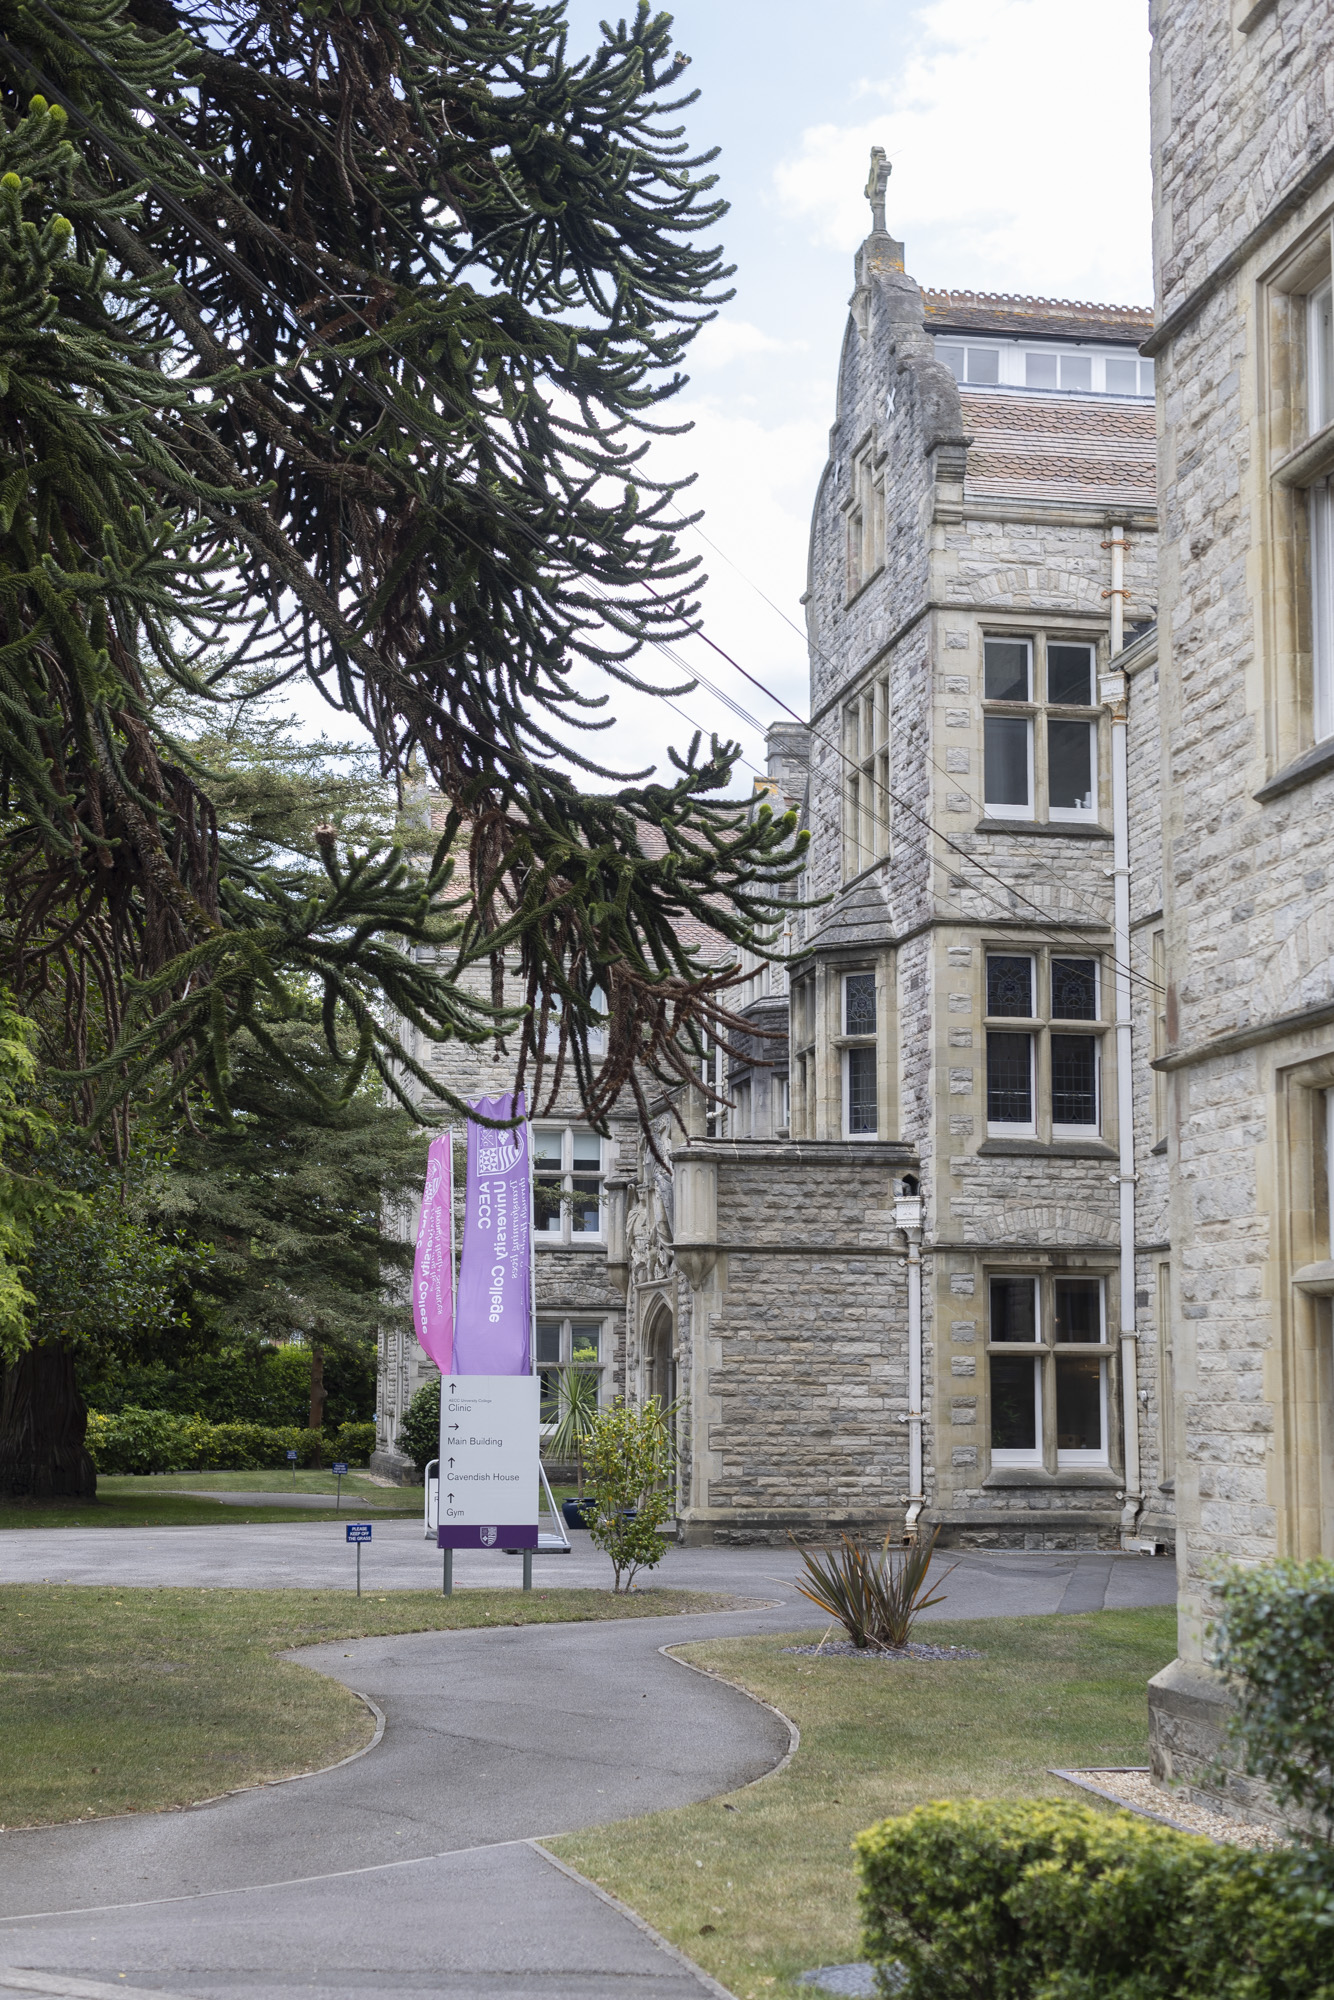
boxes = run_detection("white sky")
[298,0,1155,797]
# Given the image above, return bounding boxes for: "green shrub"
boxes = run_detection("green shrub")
[581,1398,674,1592]
[1213,1556,1334,1840]
[398,1377,439,1474]
[855,1798,1334,2000]
[81,1339,376,1429]
[331,1421,375,1467]
[86,1408,330,1476]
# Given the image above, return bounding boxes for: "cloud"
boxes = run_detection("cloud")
[685,317,805,371]
[773,0,1153,306]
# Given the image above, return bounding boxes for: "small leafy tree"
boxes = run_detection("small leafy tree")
[581,1398,675,1592]
[1213,1556,1334,1842]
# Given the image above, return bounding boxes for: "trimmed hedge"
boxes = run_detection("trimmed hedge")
[855,1798,1334,2000]
[1214,1556,1334,1838]
[86,1407,376,1476]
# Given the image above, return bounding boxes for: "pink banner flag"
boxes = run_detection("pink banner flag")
[452,1092,532,1375]
[412,1133,455,1373]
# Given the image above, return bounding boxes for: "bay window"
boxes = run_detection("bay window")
[841,970,878,1138]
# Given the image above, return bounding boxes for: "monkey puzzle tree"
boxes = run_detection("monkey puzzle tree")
[0,0,807,1122]
[0,0,808,1494]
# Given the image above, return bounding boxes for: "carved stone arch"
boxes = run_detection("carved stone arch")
[944,566,1109,612]
[974,1202,1119,1247]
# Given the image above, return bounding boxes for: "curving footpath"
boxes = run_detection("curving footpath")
[0,1549,1177,2000]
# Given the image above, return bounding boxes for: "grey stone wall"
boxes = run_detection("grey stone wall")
[1150,0,1334,1669]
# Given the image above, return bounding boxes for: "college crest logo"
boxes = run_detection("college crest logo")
[476,1129,524,1178]
[480,1525,497,1547]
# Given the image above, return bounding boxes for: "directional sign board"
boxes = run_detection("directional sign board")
[436,1374,540,1550]
[346,1522,372,1543]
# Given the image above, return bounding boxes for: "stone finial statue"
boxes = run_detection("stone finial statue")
[865,146,891,235]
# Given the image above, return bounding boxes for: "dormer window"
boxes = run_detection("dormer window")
[936,336,1153,398]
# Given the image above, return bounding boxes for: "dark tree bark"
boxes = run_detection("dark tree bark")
[0,1343,96,1500]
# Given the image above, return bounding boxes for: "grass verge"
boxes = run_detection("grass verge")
[0,1583,737,1829]
[0,1471,578,1529]
[0,1470,423,1529]
[547,1607,1177,2000]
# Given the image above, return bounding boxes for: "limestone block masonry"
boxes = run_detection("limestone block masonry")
[1145,0,1334,1790]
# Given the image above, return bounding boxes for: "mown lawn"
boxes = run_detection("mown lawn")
[0,1470,577,1529]
[0,1583,736,1828]
[548,1607,1178,2000]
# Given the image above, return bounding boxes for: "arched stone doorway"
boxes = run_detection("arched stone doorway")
[643,1297,676,1411]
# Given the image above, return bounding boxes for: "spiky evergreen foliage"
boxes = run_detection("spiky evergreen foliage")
[0,0,807,1130]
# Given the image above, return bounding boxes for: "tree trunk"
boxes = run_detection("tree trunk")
[0,1342,96,1500]
[307,1342,327,1446]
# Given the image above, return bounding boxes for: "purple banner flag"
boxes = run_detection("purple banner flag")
[452,1093,532,1375]
[412,1134,455,1374]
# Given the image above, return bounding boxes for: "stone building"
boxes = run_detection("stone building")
[606,168,1176,1551]
[377,179,1181,1554]
[1143,0,1334,1804]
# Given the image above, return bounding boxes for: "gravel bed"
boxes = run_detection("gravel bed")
[782,1639,983,1661]
[1066,1768,1288,1848]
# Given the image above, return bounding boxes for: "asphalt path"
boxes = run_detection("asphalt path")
[0,1517,1179,1613]
[0,1538,1177,2000]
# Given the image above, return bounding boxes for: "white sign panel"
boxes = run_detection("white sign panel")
[436,1374,540,1548]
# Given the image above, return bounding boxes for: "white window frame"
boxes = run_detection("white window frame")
[532,1126,606,1246]
[936,336,1154,400]
[1050,1033,1102,1138]
[1055,1355,1110,1468]
[841,970,878,1140]
[989,1289,1044,1469]
[842,1045,879,1139]
[982,636,1034,819]
[536,1314,608,1428]
[1046,717,1099,821]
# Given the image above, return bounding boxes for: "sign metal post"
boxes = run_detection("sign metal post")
[347,1521,371,1595]
[331,1460,348,1512]
[442,1547,453,1596]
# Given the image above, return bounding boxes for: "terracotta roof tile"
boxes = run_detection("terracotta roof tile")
[958,388,1157,506]
[923,289,1153,345]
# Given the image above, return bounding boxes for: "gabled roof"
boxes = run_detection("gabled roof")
[959,388,1157,506]
[923,290,1153,346]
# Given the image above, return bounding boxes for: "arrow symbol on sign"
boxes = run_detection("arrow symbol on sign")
[447,1493,454,1503]
[448,1457,455,1468]
[448,1423,459,1430]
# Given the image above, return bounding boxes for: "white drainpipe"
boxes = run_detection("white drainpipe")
[1100,522,1142,1545]
[895,1186,925,1535]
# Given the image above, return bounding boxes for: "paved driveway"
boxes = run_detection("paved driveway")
[0,1539,1176,2000]
[0,1517,1178,1615]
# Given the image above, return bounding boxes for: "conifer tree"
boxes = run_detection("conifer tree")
[0,0,808,1128]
